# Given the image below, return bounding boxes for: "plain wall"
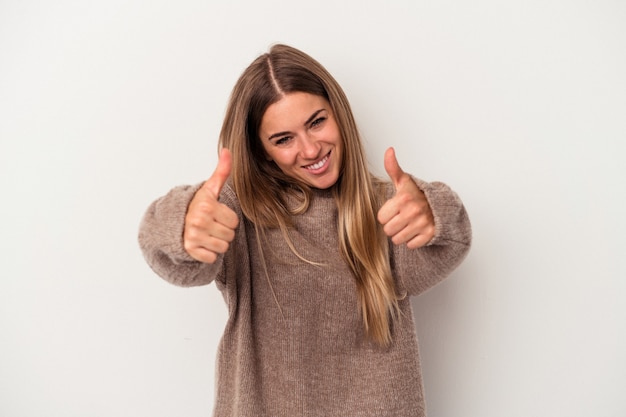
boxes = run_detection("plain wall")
[1,1,624,416]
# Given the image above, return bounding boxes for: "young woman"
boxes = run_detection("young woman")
[139,44,471,417]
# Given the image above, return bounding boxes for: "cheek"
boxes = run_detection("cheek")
[273,150,298,169]
[329,124,342,144]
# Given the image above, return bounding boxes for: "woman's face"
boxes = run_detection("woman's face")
[259,92,343,190]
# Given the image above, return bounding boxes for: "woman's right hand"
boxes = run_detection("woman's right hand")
[183,148,240,263]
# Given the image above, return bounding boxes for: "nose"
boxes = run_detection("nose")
[299,134,321,159]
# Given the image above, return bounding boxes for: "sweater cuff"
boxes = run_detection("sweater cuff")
[411,177,470,247]
[139,183,203,265]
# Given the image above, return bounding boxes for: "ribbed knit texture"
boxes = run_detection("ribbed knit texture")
[138,179,471,417]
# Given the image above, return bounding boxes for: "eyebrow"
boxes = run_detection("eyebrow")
[267,109,326,141]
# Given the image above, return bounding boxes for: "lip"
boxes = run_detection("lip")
[302,151,331,174]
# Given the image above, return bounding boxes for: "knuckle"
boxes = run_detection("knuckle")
[183,240,194,254]
[228,212,240,229]
[184,226,200,241]
[216,240,230,254]
[197,200,217,215]
[202,252,217,264]
[407,204,421,218]
[186,217,201,229]
[186,212,207,228]
[224,229,236,242]
[396,192,412,205]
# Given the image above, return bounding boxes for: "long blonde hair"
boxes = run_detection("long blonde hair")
[219,44,399,345]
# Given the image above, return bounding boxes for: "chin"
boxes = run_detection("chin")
[310,176,339,190]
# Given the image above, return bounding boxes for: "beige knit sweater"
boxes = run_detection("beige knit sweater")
[138,178,471,417]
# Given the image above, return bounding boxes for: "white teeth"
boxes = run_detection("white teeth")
[305,155,328,170]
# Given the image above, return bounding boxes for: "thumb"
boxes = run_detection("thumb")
[384,147,404,188]
[204,148,232,197]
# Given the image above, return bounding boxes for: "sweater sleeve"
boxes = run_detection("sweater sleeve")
[390,178,472,297]
[138,183,230,287]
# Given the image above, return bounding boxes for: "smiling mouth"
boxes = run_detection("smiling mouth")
[303,152,330,171]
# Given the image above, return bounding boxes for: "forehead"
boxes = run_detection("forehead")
[260,92,330,135]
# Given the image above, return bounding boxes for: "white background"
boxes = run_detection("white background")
[1,1,624,416]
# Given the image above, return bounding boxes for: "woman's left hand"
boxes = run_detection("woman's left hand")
[377,147,435,249]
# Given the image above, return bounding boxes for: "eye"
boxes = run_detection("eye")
[275,136,292,146]
[310,117,326,128]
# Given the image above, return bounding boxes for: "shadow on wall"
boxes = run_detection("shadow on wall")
[411,256,484,409]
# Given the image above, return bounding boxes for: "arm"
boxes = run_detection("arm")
[138,183,224,287]
[138,149,240,287]
[377,147,471,296]
[390,178,472,296]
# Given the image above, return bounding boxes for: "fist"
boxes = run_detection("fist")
[184,148,239,263]
[377,147,435,249]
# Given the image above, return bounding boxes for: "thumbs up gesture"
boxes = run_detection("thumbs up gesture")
[377,147,435,249]
[183,148,240,263]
